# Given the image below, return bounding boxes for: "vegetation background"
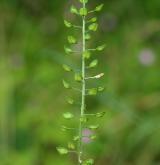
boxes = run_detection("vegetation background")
[0,0,160,164]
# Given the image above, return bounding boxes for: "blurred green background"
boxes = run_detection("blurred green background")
[0,0,160,164]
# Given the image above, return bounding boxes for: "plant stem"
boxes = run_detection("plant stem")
[78,1,86,164]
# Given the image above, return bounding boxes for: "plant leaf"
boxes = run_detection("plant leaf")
[62,80,70,89]
[88,23,98,31]
[79,8,88,16]
[64,20,72,28]
[63,112,74,119]
[62,64,72,72]
[68,36,77,44]
[89,59,98,68]
[56,147,68,155]
[95,4,104,12]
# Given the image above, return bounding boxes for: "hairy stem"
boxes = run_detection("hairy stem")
[78,1,86,164]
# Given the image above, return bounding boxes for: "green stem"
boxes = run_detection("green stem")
[78,1,86,164]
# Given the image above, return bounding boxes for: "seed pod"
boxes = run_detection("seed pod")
[96,44,106,51]
[64,20,72,28]
[89,59,98,68]
[63,112,74,119]
[62,64,72,72]
[88,125,99,130]
[88,23,98,31]
[68,36,77,44]
[79,8,88,16]
[83,51,91,59]
[62,80,70,89]
[57,147,68,155]
[70,5,79,14]
[95,4,104,12]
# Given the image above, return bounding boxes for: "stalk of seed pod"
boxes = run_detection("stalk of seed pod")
[57,1,106,164]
